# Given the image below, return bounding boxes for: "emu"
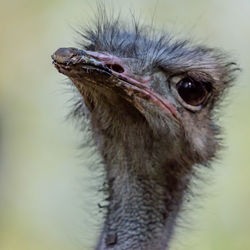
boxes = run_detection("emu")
[52,11,237,250]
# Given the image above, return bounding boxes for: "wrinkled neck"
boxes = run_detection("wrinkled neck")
[97,167,186,250]
[90,114,190,250]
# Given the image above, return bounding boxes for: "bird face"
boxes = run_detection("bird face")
[52,19,237,165]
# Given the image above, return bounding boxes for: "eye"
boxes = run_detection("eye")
[176,78,208,106]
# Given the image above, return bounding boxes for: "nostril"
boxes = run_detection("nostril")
[106,64,124,73]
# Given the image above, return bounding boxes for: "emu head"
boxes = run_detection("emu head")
[52,21,236,167]
[52,15,238,250]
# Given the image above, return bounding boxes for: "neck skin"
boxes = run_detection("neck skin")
[88,100,190,250]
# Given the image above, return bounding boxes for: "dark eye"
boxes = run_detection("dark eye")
[176,78,208,106]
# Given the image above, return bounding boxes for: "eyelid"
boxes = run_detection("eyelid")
[202,81,214,92]
[170,75,183,84]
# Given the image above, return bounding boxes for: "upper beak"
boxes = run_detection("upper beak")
[51,47,112,78]
[52,47,79,64]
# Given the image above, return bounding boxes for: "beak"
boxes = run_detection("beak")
[52,47,178,119]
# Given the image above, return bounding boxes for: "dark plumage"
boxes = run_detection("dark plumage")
[52,8,238,250]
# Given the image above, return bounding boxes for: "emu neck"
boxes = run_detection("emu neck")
[91,107,189,250]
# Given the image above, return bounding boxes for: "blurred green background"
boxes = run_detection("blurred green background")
[1,0,250,249]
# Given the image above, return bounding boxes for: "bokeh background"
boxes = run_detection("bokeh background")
[1,0,250,249]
